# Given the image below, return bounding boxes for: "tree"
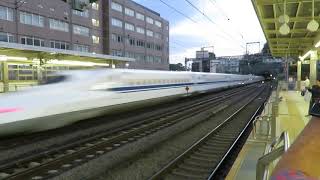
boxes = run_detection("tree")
[170,63,186,71]
[261,43,271,55]
[71,0,98,11]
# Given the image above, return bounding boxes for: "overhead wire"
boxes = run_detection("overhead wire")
[158,0,197,23]
[158,0,238,50]
[208,0,230,21]
[207,0,245,41]
[183,0,246,49]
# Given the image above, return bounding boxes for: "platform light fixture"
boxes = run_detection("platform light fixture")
[279,23,290,35]
[307,0,319,32]
[0,55,28,61]
[47,59,109,67]
[278,1,290,35]
[299,50,313,61]
[0,55,8,61]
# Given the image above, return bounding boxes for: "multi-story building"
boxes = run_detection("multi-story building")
[0,0,169,70]
[104,0,169,70]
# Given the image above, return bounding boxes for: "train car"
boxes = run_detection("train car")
[0,69,263,136]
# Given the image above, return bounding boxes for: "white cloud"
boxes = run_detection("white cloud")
[169,0,266,64]
[170,46,200,64]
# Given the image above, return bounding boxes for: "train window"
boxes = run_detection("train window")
[39,75,67,85]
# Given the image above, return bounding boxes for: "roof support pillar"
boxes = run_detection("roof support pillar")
[310,50,318,86]
[297,60,302,90]
[1,62,8,92]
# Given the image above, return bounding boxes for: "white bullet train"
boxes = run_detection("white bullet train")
[0,69,263,136]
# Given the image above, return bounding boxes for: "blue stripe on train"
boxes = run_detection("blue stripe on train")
[109,80,244,93]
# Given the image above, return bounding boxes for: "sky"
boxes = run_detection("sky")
[132,0,267,64]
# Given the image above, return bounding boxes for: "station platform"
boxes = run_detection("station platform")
[226,89,311,180]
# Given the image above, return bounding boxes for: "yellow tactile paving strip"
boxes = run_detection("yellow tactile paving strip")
[277,91,310,142]
[226,90,310,180]
[225,142,250,180]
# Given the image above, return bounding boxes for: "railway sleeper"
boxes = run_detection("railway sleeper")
[187,156,219,165]
[197,148,225,155]
[200,144,229,151]
[197,147,227,155]
[213,134,237,139]
[171,168,209,179]
[204,140,231,146]
[183,158,219,169]
[175,164,213,175]
[206,138,233,144]
[178,163,214,173]
[164,173,204,180]
[192,151,222,159]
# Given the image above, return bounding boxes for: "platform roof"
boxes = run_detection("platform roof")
[252,0,320,58]
[0,42,135,65]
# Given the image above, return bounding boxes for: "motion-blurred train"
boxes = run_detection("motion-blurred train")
[0,69,264,136]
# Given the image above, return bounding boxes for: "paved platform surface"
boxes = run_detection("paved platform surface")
[226,90,310,180]
[277,90,310,141]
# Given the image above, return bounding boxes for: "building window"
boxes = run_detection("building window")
[146,55,154,63]
[92,35,100,44]
[146,17,153,24]
[146,30,153,37]
[111,18,122,28]
[155,20,162,28]
[136,27,145,34]
[136,40,145,47]
[0,6,13,21]
[125,52,135,58]
[111,2,122,12]
[155,44,162,51]
[125,22,134,31]
[92,2,99,10]
[125,8,134,17]
[146,42,154,49]
[72,9,89,17]
[49,19,69,32]
[154,56,161,63]
[166,37,169,42]
[73,44,89,52]
[0,32,14,43]
[126,37,135,46]
[92,19,100,27]
[155,33,161,39]
[166,25,169,30]
[8,64,38,81]
[20,12,44,27]
[73,25,89,36]
[136,12,144,21]
[50,40,70,50]
[111,49,123,56]
[135,53,145,62]
[111,33,123,43]
[21,36,45,47]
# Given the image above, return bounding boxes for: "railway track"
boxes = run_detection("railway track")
[149,85,268,180]
[0,84,262,180]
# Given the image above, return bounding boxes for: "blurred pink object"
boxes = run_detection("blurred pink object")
[0,108,22,113]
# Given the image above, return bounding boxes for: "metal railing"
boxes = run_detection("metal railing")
[0,84,36,93]
[256,131,290,180]
[252,114,271,140]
